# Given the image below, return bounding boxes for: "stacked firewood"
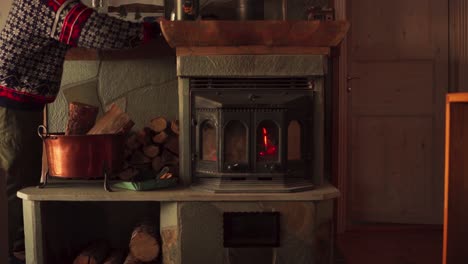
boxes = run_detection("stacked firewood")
[119,116,179,181]
[63,102,179,180]
[73,222,160,264]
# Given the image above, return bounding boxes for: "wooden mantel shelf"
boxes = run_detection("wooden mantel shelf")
[65,21,350,59]
[161,20,350,48]
[160,20,350,56]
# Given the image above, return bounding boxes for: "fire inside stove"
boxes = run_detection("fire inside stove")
[258,124,278,161]
[190,77,317,192]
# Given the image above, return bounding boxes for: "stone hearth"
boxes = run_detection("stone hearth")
[161,200,334,264]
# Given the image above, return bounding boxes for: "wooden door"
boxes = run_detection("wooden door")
[348,0,448,224]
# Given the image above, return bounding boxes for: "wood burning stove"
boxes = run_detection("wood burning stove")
[188,77,322,192]
[176,54,328,193]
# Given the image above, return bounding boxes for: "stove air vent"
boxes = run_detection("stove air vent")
[189,77,313,90]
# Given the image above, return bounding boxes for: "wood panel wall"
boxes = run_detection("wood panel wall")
[450,0,468,92]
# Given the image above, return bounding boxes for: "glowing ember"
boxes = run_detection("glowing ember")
[259,127,277,157]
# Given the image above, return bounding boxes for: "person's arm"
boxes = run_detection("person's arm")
[50,1,160,49]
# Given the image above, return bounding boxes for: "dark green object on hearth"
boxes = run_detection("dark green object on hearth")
[112,177,178,191]
[112,167,178,191]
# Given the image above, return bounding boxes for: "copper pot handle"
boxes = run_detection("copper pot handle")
[37,125,49,140]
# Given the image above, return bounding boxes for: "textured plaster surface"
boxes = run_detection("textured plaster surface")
[160,202,178,228]
[161,227,180,264]
[263,202,316,244]
[48,58,177,131]
[105,96,127,113]
[126,80,178,129]
[179,202,224,264]
[49,78,101,132]
[177,201,331,264]
[61,60,100,86]
[62,78,101,111]
[227,248,273,264]
[99,58,177,106]
[47,92,68,132]
[315,199,334,226]
[48,61,100,131]
[178,55,325,77]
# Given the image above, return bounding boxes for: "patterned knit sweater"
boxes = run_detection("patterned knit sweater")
[0,0,159,111]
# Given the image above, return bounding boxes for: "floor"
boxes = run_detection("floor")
[335,225,443,264]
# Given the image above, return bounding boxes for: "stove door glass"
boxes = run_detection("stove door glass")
[201,120,217,161]
[224,121,248,163]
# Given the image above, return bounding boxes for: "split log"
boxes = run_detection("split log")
[123,253,142,264]
[73,241,109,264]
[162,149,179,166]
[103,249,126,264]
[152,131,169,144]
[149,116,168,133]
[136,127,154,146]
[130,150,152,165]
[151,156,163,173]
[121,121,136,134]
[125,148,134,160]
[129,223,160,262]
[126,134,141,150]
[143,145,160,158]
[164,136,179,156]
[118,116,182,181]
[87,104,134,135]
[65,102,99,135]
[170,120,179,135]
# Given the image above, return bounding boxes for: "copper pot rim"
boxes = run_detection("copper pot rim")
[38,125,125,139]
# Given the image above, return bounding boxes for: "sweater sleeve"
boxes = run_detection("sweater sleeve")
[50,1,160,49]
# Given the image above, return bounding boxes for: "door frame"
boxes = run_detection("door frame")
[332,0,348,234]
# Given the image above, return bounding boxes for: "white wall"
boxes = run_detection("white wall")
[0,1,13,263]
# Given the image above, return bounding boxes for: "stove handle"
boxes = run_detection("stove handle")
[249,94,260,102]
[227,163,240,171]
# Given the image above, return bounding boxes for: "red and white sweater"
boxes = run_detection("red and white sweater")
[0,0,160,110]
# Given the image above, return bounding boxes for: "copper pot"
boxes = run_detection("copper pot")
[38,126,125,179]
